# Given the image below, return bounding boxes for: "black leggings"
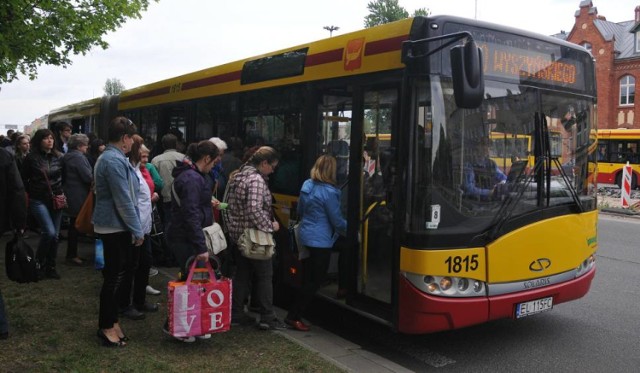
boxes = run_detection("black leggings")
[286,247,331,321]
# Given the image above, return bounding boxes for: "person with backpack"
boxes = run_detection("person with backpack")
[0,147,28,340]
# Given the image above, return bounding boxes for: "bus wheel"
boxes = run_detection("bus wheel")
[614,172,638,189]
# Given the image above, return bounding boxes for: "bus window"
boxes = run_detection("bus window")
[320,95,352,186]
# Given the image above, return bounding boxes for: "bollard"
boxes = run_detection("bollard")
[621,161,632,208]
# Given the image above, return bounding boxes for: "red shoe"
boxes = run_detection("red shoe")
[284,318,310,332]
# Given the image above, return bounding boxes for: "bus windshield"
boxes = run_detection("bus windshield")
[408,77,597,240]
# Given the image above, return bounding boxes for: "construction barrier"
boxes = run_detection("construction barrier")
[621,161,632,208]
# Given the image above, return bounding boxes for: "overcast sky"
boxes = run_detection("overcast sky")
[1,0,637,128]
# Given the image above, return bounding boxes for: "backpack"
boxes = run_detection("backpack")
[5,233,38,283]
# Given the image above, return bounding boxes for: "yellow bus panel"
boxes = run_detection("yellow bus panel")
[486,210,598,283]
[400,247,487,282]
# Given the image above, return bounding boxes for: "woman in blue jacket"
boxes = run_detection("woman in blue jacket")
[285,155,347,331]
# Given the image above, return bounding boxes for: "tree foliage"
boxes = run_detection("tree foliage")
[0,0,156,84]
[104,78,125,96]
[364,0,430,28]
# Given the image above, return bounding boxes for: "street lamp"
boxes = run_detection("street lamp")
[323,25,339,37]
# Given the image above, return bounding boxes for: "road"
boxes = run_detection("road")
[305,213,640,372]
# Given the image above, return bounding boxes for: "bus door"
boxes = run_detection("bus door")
[317,91,354,300]
[357,88,398,307]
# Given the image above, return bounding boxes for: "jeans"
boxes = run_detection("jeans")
[287,247,332,321]
[98,231,133,329]
[118,235,151,309]
[29,198,62,270]
[0,288,8,335]
[232,254,275,321]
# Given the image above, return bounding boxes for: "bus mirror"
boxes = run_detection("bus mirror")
[451,40,484,108]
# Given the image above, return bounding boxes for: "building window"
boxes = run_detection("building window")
[636,31,640,52]
[582,42,592,53]
[620,75,635,106]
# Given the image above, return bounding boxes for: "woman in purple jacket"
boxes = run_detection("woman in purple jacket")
[163,140,220,342]
[285,155,347,331]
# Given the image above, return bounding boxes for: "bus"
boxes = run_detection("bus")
[49,15,598,334]
[596,129,640,189]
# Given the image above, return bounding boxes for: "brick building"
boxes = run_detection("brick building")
[563,1,640,129]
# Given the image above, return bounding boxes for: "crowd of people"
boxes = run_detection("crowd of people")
[0,118,350,346]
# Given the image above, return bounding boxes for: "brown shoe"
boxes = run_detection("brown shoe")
[284,318,310,332]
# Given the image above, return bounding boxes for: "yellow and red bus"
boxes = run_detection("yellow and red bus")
[596,129,640,188]
[49,15,597,334]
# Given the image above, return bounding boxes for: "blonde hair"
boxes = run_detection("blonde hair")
[310,155,337,185]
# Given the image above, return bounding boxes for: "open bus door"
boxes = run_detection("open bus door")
[315,87,399,325]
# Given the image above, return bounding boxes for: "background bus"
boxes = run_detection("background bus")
[596,129,640,189]
[49,15,597,334]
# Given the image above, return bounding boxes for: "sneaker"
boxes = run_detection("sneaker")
[45,268,61,280]
[162,322,195,343]
[119,305,146,320]
[149,267,159,277]
[231,314,256,327]
[196,334,211,340]
[146,285,161,295]
[134,302,159,313]
[258,318,288,331]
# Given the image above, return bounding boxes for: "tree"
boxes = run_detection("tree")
[364,0,430,28]
[0,0,156,84]
[104,78,125,96]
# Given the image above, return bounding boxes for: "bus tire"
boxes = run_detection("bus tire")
[614,172,638,189]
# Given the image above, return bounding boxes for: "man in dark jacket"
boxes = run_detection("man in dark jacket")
[0,147,28,340]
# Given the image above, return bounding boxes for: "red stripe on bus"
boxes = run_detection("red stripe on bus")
[365,35,408,56]
[182,71,242,91]
[121,87,171,103]
[306,49,344,67]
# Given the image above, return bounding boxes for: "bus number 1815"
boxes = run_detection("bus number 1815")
[445,255,479,273]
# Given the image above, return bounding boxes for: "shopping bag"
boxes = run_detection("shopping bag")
[289,222,309,260]
[167,259,232,337]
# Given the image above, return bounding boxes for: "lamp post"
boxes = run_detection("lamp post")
[323,25,339,37]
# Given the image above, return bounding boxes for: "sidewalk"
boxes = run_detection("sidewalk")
[152,265,413,373]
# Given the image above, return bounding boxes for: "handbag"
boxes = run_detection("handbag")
[5,233,38,283]
[237,228,275,260]
[150,204,164,237]
[41,168,67,210]
[167,259,232,337]
[203,222,227,255]
[172,184,227,255]
[75,191,94,235]
[289,222,309,260]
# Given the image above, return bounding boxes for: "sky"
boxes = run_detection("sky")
[1,0,638,129]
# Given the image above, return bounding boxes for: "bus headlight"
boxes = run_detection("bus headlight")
[403,272,486,297]
[575,255,595,278]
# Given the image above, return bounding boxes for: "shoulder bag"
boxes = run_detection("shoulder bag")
[237,228,275,260]
[41,168,67,210]
[172,184,227,255]
[75,187,95,235]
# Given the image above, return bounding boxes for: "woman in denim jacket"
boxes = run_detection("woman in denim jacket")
[285,155,347,331]
[93,117,144,347]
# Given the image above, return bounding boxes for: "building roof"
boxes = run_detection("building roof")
[594,19,637,58]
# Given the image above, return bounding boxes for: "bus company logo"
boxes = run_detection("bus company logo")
[529,258,551,272]
[344,38,365,71]
[523,277,551,289]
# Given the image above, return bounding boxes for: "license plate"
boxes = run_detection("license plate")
[515,296,553,319]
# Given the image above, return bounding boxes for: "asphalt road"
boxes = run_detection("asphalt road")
[305,213,640,372]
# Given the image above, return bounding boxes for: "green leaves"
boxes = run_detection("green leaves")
[0,0,155,83]
[364,0,430,28]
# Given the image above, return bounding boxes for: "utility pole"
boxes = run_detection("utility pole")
[323,25,339,37]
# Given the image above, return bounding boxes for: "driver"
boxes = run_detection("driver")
[462,138,507,201]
